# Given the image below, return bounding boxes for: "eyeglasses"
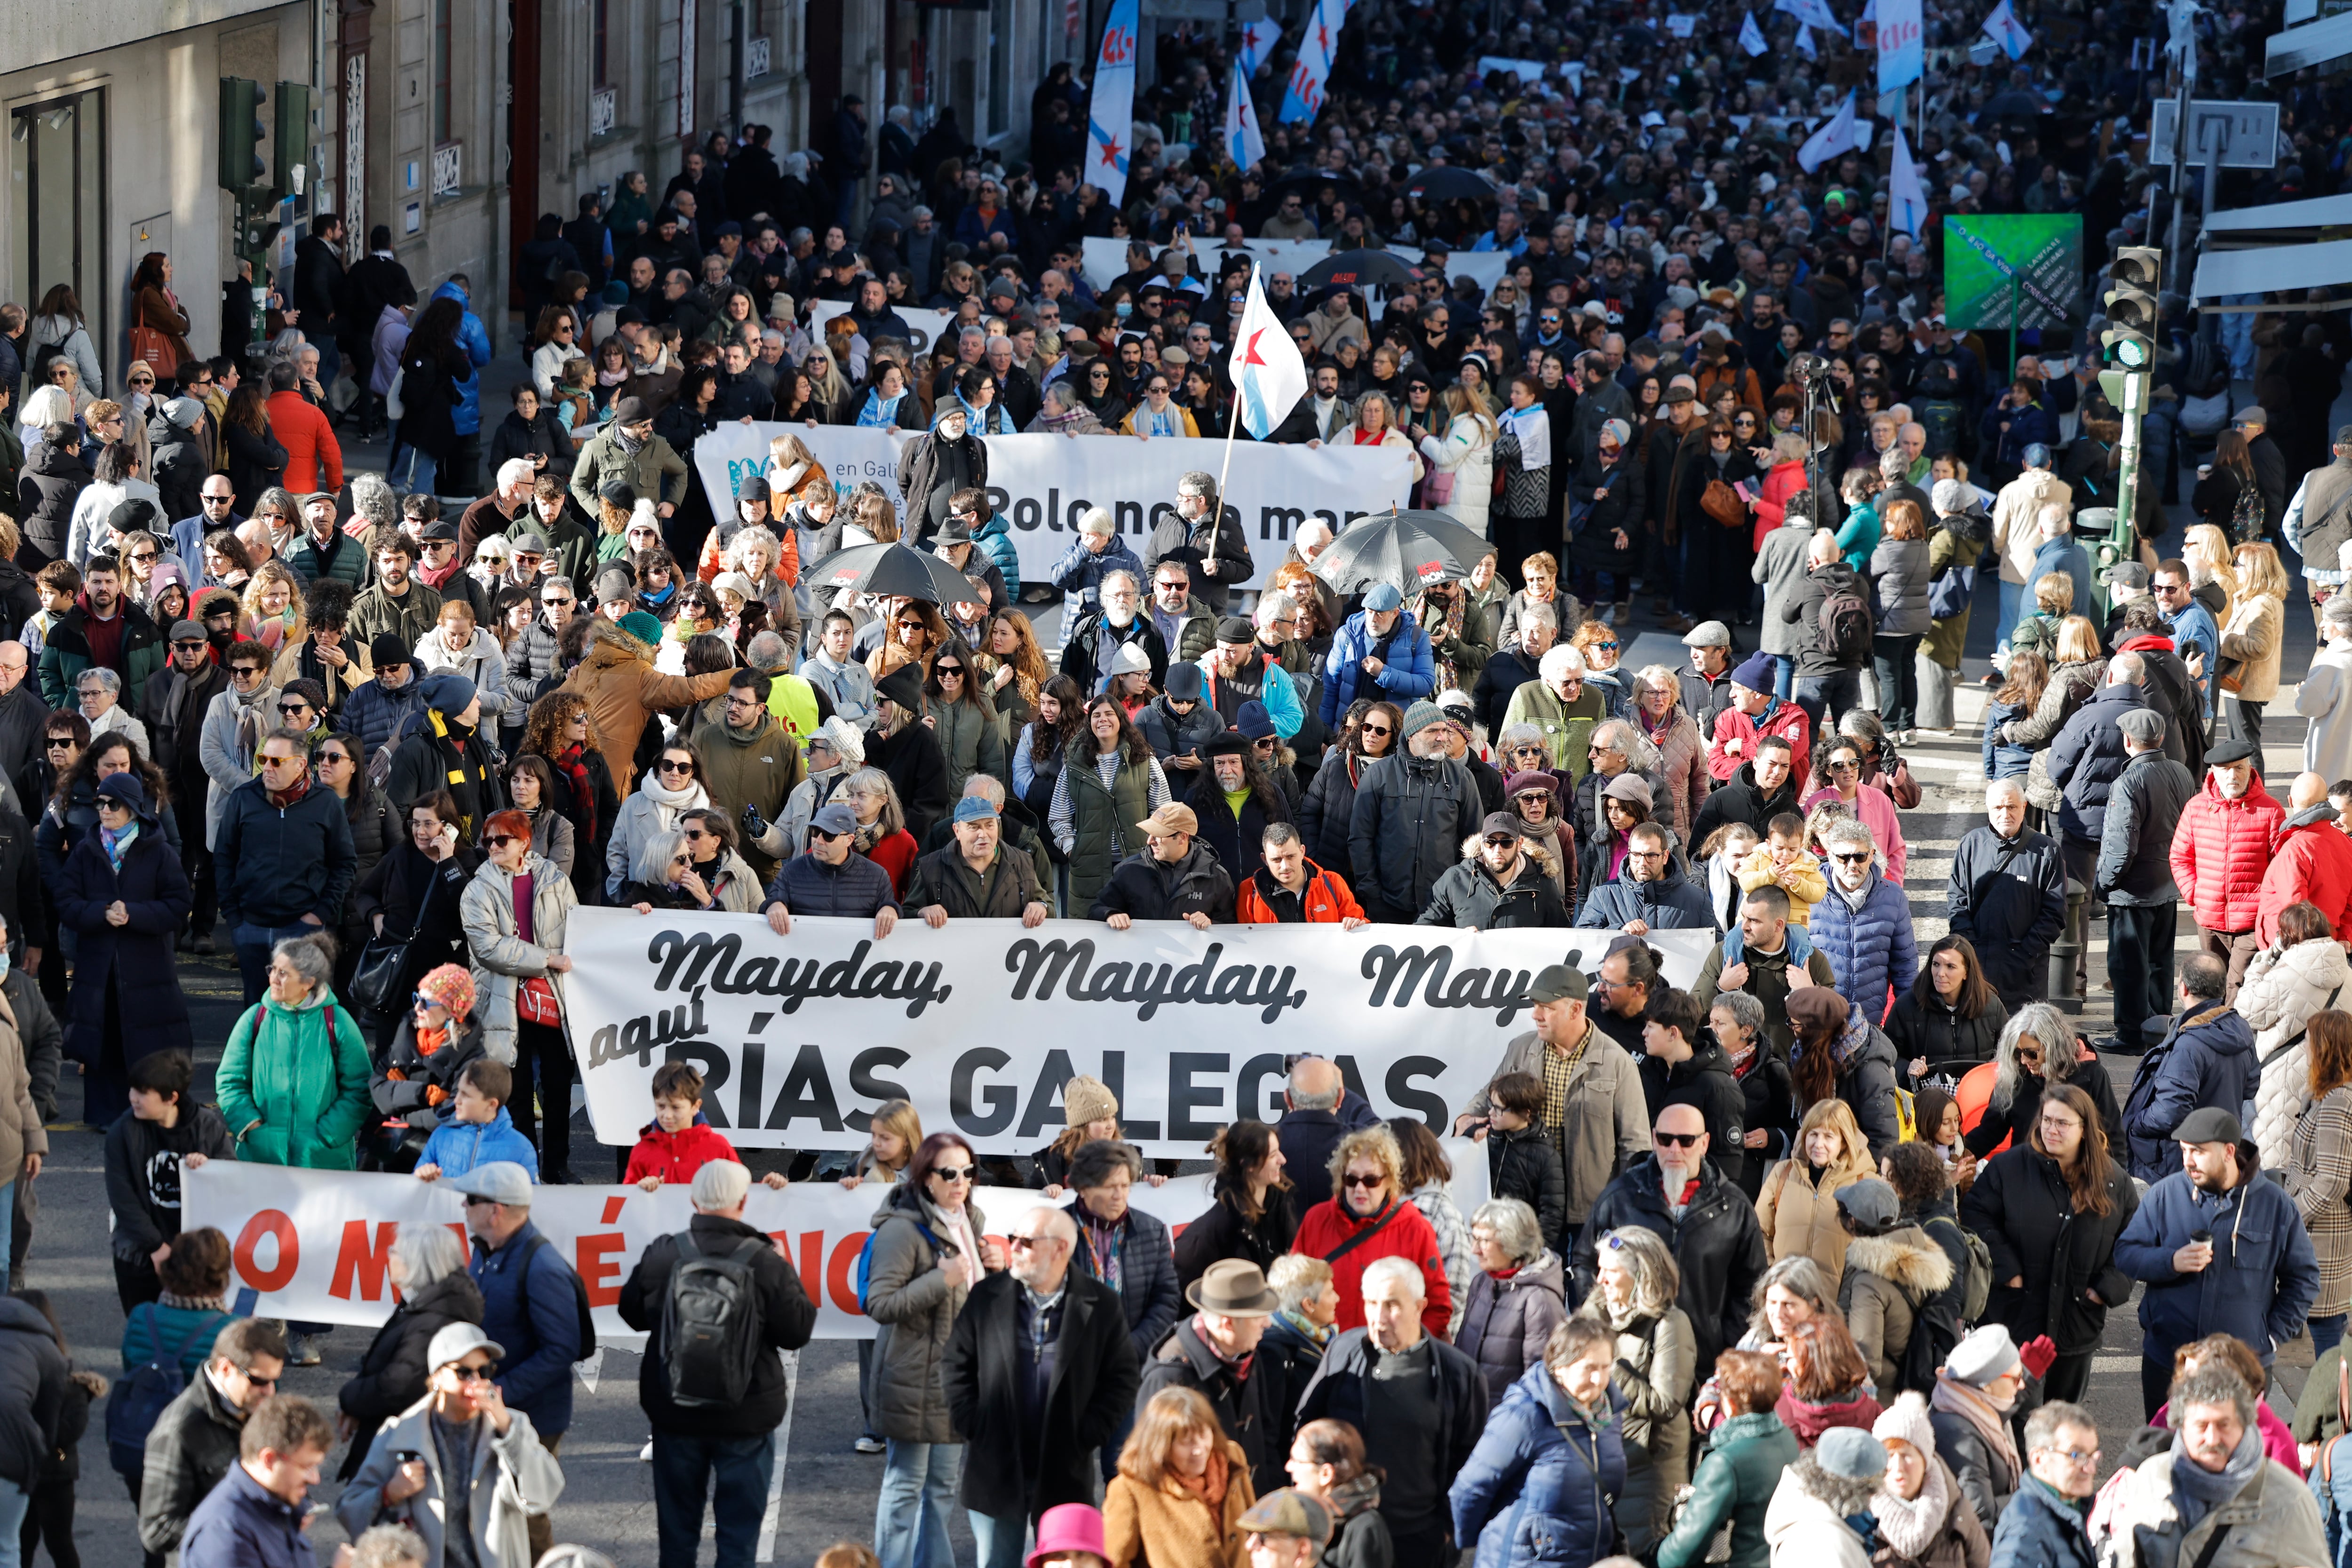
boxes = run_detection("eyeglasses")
[2040,1448,2100,1466]
[448,1363,496,1383]
[930,1165,975,1182]
[1654,1131,1702,1147]
[1341,1172,1386,1188]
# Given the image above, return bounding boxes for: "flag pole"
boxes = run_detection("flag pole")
[1213,262,1253,545]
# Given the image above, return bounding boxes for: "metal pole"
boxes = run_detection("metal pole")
[2114,369,2145,551]
[2197,124,2224,357]
[2009,274,2020,381]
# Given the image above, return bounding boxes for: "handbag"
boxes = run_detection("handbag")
[1701,478,1748,530]
[2217,654,2247,694]
[349,934,413,1014]
[518,975,562,1027]
[1422,466,1456,506]
[128,298,175,378]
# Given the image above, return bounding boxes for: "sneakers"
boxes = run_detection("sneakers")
[855,1435,886,1455]
[639,1440,654,1462]
[285,1334,322,1368]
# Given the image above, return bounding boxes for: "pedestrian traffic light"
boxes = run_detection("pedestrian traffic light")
[272,81,312,199]
[2099,246,2161,373]
[218,77,268,191]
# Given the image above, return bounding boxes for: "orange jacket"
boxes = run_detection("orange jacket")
[1234,860,1367,923]
[265,388,343,494]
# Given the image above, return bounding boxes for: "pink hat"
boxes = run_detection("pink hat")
[1026,1504,1108,1568]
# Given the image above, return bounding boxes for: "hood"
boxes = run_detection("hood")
[28,441,83,477]
[583,614,656,668]
[430,279,472,310]
[2283,801,2337,833]
[1809,561,1863,594]
[0,1297,53,1339]
[403,1268,486,1321]
[1621,859,1696,900]
[2177,1001,2255,1058]
[1733,761,1796,810]
[2199,772,2278,812]
[708,709,782,749]
[1669,1037,1740,1087]
[1843,1225,1957,1294]
[1496,1247,1567,1300]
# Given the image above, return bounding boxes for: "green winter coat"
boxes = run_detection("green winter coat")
[1655,1410,1800,1568]
[1923,524,1986,670]
[924,694,1007,802]
[567,425,689,515]
[214,986,374,1170]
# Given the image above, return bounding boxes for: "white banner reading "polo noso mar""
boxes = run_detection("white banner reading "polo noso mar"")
[550,908,1709,1161]
[183,1147,1489,1340]
[690,424,1414,592]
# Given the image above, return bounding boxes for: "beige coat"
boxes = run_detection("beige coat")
[1992,469,2073,586]
[2095,1444,2325,1568]
[1461,1021,1651,1226]
[2219,590,2285,704]
[1839,1226,1957,1393]
[0,993,48,1181]
[457,852,576,1065]
[1756,1133,1875,1281]
[2242,937,2352,1170]
[1103,1440,1255,1568]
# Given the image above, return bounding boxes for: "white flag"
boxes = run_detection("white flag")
[1237,17,1282,72]
[1280,0,1349,122]
[1796,22,1818,56]
[1084,0,1139,206]
[1224,57,1266,173]
[1774,0,1841,33]
[1228,267,1308,440]
[1982,0,2034,58]
[1876,0,1923,90]
[1796,89,1861,172]
[1887,121,1928,236]
[1740,10,1770,55]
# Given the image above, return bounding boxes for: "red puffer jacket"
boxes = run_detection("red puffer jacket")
[622,1119,742,1185]
[2170,774,2285,934]
[1293,1195,1452,1340]
[2258,808,2352,945]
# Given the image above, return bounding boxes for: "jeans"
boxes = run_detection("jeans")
[231,921,321,1009]
[389,443,437,499]
[1872,634,1923,730]
[1762,653,1795,701]
[651,1429,775,1568]
[2106,902,2177,1053]
[0,1181,15,1297]
[0,1475,26,1568]
[1793,669,1863,733]
[313,337,342,398]
[2316,1313,2349,1359]
[1996,578,2025,650]
[875,1440,961,1568]
[970,1508,1029,1568]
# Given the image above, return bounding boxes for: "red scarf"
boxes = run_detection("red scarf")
[267,771,312,810]
[555,742,599,842]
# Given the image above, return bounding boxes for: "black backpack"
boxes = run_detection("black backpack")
[1816,580,1874,663]
[107,1304,229,1480]
[660,1229,768,1406]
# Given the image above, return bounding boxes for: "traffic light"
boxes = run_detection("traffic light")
[272,81,312,199]
[2098,246,2161,408]
[218,77,267,191]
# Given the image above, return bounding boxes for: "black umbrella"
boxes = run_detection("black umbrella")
[1403,165,1496,204]
[1298,248,1424,292]
[1308,509,1497,595]
[804,540,983,606]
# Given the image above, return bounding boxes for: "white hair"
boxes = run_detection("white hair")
[2108,650,2145,685]
[692,1158,754,1210]
[1987,778,2026,804]
[1077,506,1114,537]
[498,458,536,492]
[1257,590,1298,629]
[1359,1255,1427,1300]
[1539,645,1586,682]
[1295,518,1335,550]
[19,386,74,430]
[2037,504,2069,539]
[391,1222,470,1289]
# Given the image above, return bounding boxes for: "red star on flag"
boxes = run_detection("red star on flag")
[1240,328,1270,366]
[1097,134,1123,166]
[1316,22,1329,48]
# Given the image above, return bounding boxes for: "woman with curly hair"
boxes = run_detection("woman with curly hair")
[1292,1122,1451,1336]
[520,692,620,900]
[238,560,307,654]
[869,599,947,685]
[978,610,1051,732]
[1011,674,1085,822]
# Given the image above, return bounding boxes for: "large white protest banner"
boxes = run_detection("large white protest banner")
[185,1146,1489,1339]
[690,425,1414,592]
[551,908,1710,1161]
[1077,237,1509,298]
[807,300,957,358]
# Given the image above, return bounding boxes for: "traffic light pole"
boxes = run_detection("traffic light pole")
[2110,366,2145,575]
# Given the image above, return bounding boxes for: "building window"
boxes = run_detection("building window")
[8,90,108,357]
[432,0,452,144]
[592,0,610,88]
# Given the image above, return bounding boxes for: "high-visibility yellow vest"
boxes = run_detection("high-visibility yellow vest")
[766,672,821,754]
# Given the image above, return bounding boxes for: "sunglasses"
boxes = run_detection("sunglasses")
[936,665,965,678]
[43,738,72,750]
[658,760,695,774]
[448,1363,496,1383]
[171,639,207,651]
[1341,1172,1387,1190]
[1006,1234,1055,1251]
[485,834,518,848]
[278,703,311,716]
[1833,851,1871,864]
[930,1165,975,1182]
[1654,1131,1702,1147]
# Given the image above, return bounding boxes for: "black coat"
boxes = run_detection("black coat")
[866,721,952,845]
[1960,1145,2139,1355]
[1884,988,2010,1079]
[1089,843,1235,923]
[1416,854,1570,929]
[487,409,575,477]
[52,828,193,1066]
[1946,825,2067,1003]
[1688,762,1801,848]
[334,1271,487,1478]
[1571,1155,1767,1369]
[0,1298,66,1490]
[944,1269,1141,1518]
[1295,1326,1489,1520]
[1782,560,1871,677]
[1068,1197,1184,1357]
[223,421,288,512]
[1185,770,1290,887]
[618,1212,818,1439]
[1171,1189,1300,1290]
[1637,1040,1750,1191]
[15,439,87,564]
[1486,1125,1568,1248]
[1139,1315,1300,1497]
[353,844,481,1007]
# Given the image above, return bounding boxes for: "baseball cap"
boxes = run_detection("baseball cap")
[426,1322,506,1373]
[1529,964,1588,1004]
[446,1162,533,1208]
[811,802,860,837]
[953,795,1001,825]
[1479,811,1524,840]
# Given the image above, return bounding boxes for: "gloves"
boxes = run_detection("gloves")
[425,1085,450,1107]
[743,804,769,840]
[2019,1334,2058,1380]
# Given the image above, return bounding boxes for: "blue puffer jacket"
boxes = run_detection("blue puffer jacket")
[2046,683,2146,843]
[1982,696,2034,780]
[2121,1001,2257,1182]
[1450,1360,1627,1568]
[974,509,1022,599]
[1808,871,1920,1026]
[468,1218,583,1434]
[428,280,494,436]
[1573,862,1716,931]
[418,1107,540,1179]
[2112,1142,2319,1361]
[1320,609,1438,724]
[1987,1475,2096,1568]
[1067,1200,1183,1359]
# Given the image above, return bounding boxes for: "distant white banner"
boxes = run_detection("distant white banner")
[691,424,1414,592]
[1076,237,1510,297]
[185,1144,1489,1339]
[551,908,1710,1159]
[808,300,957,359]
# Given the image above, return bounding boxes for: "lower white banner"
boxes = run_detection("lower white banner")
[808,299,956,358]
[691,425,1414,593]
[183,1146,1489,1341]
[553,907,1709,1159]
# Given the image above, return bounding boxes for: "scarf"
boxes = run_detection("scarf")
[1871,1457,1956,1559]
[853,818,891,854]
[616,424,647,455]
[1324,1469,1382,1522]
[554,743,599,842]
[640,772,702,812]
[159,1290,228,1313]
[857,387,907,428]
[596,366,630,388]
[1273,1306,1333,1351]
[1931,1374,2021,1494]
[100,820,139,871]
[1499,403,1552,469]
[233,683,273,772]
[1078,1204,1126,1293]
[1834,1007,1876,1068]
[1170,1445,1232,1512]
[267,770,312,810]
[418,557,462,589]
[2172,1426,2263,1535]
[428,708,492,833]
[923,1195,981,1288]
[416,1020,452,1057]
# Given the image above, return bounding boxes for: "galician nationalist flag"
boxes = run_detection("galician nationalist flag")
[1887,121,1928,236]
[1085,0,1139,205]
[1796,89,1863,172]
[1280,0,1350,123]
[1237,18,1283,73]
[1739,10,1770,56]
[1876,0,1923,92]
[1982,0,2034,58]
[1225,57,1266,173]
[1228,267,1308,439]
[1774,0,1841,34]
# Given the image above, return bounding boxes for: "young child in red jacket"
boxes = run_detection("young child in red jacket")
[624,1060,789,1191]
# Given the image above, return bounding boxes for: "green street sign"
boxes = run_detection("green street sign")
[1942,215,2084,332]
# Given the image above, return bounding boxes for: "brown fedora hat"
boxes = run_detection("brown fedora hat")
[1185,1258,1279,1317]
